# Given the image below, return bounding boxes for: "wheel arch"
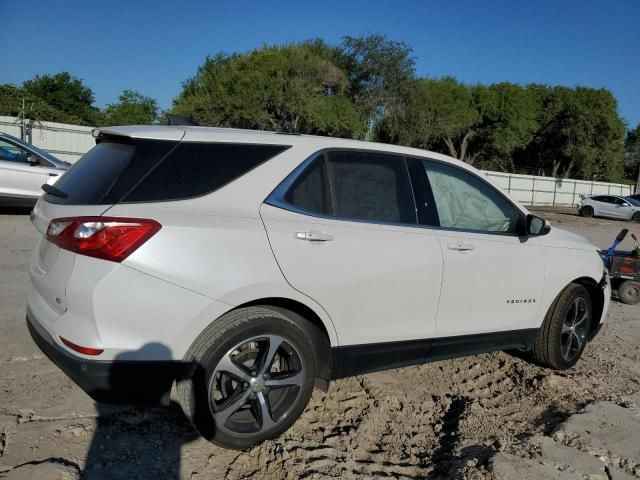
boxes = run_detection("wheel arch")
[570,276,605,341]
[233,297,333,391]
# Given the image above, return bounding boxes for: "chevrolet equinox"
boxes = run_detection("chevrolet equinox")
[27,126,610,449]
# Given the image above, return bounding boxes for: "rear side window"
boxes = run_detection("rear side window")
[46,138,288,205]
[124,142,288,202]
[275,150,416,225]
[326,151,415,224]
[283,157,331,215]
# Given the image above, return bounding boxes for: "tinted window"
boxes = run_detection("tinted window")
[326,151,415,224]
[591,196,606,202]
[283,156,331,215]
[421,160,516,233]
[47,138,288,205]
[124,142,288,202]
[47,140,142,204]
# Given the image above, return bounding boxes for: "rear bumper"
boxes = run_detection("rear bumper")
[26,311,184,405]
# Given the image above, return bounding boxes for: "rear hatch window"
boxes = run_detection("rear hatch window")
[46,137,289,205]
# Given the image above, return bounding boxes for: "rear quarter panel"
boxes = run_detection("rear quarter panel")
[107,201,339,348]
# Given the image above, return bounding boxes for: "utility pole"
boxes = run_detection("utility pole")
[16,98,35,144]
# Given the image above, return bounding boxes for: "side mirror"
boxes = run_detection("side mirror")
[27,154,39,166]
[527,214,551,236]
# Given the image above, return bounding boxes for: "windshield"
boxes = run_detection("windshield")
[625,197,640,207]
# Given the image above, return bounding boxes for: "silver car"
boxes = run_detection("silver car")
[0,133,70,207]
[578,194,640,222]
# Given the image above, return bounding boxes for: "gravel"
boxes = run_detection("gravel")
[0,206,638,479]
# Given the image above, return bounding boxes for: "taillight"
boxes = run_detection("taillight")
[46,216,161,262]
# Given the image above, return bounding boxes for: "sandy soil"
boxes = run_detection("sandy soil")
[0,207,638,479]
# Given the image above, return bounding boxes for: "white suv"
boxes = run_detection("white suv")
[27,126,610,449]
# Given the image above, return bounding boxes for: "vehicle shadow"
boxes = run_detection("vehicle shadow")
[0,206,33,216]
[82,344,198,480]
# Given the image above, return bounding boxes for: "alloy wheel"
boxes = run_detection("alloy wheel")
[208,335,305,437]
[560,297,589,361]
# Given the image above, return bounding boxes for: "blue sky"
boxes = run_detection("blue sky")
[1,0,638,127]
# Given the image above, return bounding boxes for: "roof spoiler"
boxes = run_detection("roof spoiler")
[165,114,199,126]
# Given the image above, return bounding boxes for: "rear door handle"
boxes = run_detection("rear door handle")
[447,242,474,252]
[294,231,334,242]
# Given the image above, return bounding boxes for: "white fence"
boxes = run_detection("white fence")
[0,115,635,206]
[484,171,635,207]
[0,115,94,163]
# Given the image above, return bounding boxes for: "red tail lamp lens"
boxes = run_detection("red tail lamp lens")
[46,216,161,262]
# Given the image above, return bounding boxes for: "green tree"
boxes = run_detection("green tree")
[524,86,625,180]
[393,78,480,162]
[101,90,159,126]
[624,124,640,185]
[0,84,85,124]
[22,72,98,123]
[341,34,415,140]
[173,44,362,138]
[473,82,540,171]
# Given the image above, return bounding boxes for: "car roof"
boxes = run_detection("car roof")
[97,125,461,165]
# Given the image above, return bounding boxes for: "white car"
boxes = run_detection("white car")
[578,194,640,222]
[0,133,70,207]
[27,126,610,449]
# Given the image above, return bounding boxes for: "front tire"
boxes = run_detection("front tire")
[532,284,592,369]
[178,307,319,449]
[632,212,640,223]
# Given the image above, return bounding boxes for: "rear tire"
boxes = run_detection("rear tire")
[177,307,319,449]
[532,284,592,370]
[580,206,594,218]
[618,280,640,305]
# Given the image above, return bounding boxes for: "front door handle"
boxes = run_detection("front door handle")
[447,242,474,252]
[294,231,334,242]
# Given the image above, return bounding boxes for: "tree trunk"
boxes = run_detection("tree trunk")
[444,136,458,159]
[563,157,576,178]
[459,130,475,162]
[466,152,480,166]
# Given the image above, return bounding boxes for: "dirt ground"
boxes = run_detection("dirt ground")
[0,206,639,479]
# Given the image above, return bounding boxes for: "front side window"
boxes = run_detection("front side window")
[276,150,416,225]
[0,140,30,164]
[421,160,516,233]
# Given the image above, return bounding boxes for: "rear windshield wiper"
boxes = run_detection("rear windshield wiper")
[41,183,69,199]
